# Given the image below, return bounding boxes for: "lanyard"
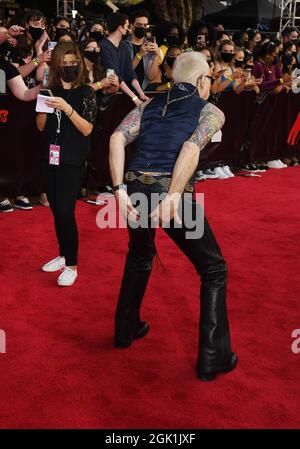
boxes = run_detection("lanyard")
[54,109,62,145]
[53,90,72,144]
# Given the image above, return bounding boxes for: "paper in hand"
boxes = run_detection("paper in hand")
[36,94,55,113]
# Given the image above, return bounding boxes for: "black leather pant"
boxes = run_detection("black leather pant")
[115,177,232,372]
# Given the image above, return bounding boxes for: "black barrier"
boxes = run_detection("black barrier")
[0,91,299,197]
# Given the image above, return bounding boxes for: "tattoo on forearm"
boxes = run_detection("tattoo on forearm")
[189,103,225,150]
[115,106,142,144]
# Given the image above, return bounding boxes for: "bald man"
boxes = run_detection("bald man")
[109,52,237,381]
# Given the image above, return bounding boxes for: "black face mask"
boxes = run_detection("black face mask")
[221,52,234,63]
[58,65,80,83]
[166,56,176,68]
[89,31,104,42]
[167,35,179,47]
[245,64,254,70]
[290,39,298,45]
[55,28,70,39]
[84,50,100,64]
[235,59,244,68]
[28,26,44,42]
[134,27,146,39]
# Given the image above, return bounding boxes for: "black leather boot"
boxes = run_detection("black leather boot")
[115,321,150,349]
[197,352,238,381]
[196,262,235,378]
[114,252,154,348]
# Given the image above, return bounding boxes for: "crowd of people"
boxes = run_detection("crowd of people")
[0,7,300,215]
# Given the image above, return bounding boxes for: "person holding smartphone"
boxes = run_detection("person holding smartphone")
[10,10,51,87]
[79,37,119,94]
[100,12,149,107]
[36,42,97,286]
[125,9,161,90]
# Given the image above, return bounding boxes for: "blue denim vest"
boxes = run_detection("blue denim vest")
[128,83,208,173]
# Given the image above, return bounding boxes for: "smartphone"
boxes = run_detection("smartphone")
[245,68,252,82]
[146,36,156,44]
[106,69,115,77]
[48,41,57,51]
[40,89,53,97]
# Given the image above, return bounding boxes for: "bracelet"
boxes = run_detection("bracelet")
[279,78,284,84]
[136,52,142,60]
[132,95,138,102]
[66,106,74,117]
[96,81,103,89]
[112,183,127,193]
[32,58,39,66]
[166,82,171,89]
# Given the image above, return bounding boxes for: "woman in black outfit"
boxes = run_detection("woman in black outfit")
[36,42,97,286]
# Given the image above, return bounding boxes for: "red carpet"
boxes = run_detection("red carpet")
[0,167,300,429]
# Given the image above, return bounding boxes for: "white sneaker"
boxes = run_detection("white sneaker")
[57,267,78,287]
[42,256,65,272]
[277,160,288,168]
[267,160,287,169]
[195,170,206,181]
[215,167,229,179]
[14,196,33,210]
[266,160,282,169]
[203,168,220,179]
[222,165,235,178]
[0,199,14,213]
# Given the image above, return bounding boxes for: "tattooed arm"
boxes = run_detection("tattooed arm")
[109,100,152,221]
[109,100,151,187]
[168,103,225,196]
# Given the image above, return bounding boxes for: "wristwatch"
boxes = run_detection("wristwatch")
[112,183,127,193]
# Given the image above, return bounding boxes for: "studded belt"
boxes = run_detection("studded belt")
[125,171,194,193]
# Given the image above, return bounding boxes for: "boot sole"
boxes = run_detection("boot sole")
[197,353,238,382]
